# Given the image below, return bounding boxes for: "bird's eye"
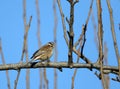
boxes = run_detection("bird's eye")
[48,43,52,46]
[48,42,54,47]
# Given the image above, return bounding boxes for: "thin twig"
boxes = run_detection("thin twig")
[75,0,94,62]
[14,0,32,88]
[57,0,69,45]
[96,0,104,64]
[0,39,11,89]
[103,42,110,89]
[40,69,43,89]
[74,25,84,48]
[57,0,91,64]
[73,47,91,63]
[106,0,120,76]
[71,0,94,84]
[92,10,99,50]
[74,0,93,48]
[80,25,86,57]
[35,0,43,89]
[36,0,41,47]
[53,0,58,89]
[71,0,94,85]
[85,0,94,25]
[112,76,120,82]
[43,68,49,89]
[71,45,81,89]
[25,20,30,89]
[71,65,78,89]
[73,26,90,64]
[97,0,106,89]
[95,71,101,79]
[24,1,31,89]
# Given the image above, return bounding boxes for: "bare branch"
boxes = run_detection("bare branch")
[74,25,84,48]
[80,25,86,57]
[57,0,91,64]
[57,0,69,45]
[0,62,118,75]
[112,76,120,82]
[14,0,32,88]
[71,45,81,89]
[73,47,91,63]
[36,0,41,47]
[67,0,78,67]
[53,0,58,89]
[40,69,43,89]
[35,0,43,89]
[106,0,120,76]
[85,0,94,25]
[0,39,11,89]
[96,0,106,89]
[74,0,94,64]
[95,71,101,79]
[104,42,110,89]
[96,0,104,64]
[92,11,99,50]
[75,0,93,48]
[43,68,49,89]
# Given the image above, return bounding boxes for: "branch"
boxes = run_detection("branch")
[74,0,94,64]
[0,39,11,89]
[85,0,94,25]
[36,0,41,47]
[53,0,58,89]
[106,0,120,76]
[14,0,32,88]
[57,0,69,45]
[74,25,84,48]
[73,47,91,63]
[92,11,99,51]
[35,0,44,89]
[57,0,91,64]
[97,0,106,89]
[43,68,49,89]
[103,42,110,89]
[80,25,86,57]
[71,45,81,89]
[112,76,120,82]
[96,0,104,64]
[0,62,118,75]
[74,0,93,48]
[67,0,78,67]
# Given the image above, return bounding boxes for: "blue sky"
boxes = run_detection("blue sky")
[0,0,120,89]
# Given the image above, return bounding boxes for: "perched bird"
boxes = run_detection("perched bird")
[28,42,55,63]
[26,41,62,72]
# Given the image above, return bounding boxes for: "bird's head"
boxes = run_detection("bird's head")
[48,42,55,48]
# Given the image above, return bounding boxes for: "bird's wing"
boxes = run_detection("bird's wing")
[30,49,39,59]
[30,49,46,59]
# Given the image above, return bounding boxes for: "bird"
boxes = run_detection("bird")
[28,42,55,64]
[26,41,63,72]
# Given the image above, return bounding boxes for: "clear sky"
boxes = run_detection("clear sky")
[0,0,120,89]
